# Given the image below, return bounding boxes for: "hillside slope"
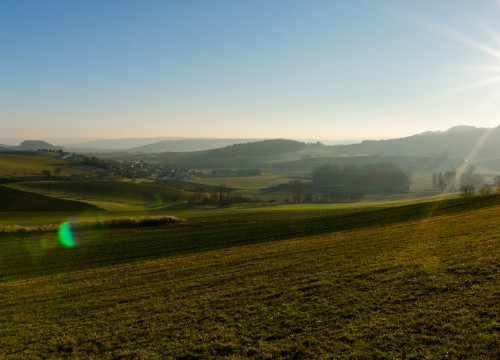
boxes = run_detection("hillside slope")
[0,153,92,178]
[1,203,498,358]
[6,180,190,211]
[337,125,500,160]
[177,139,327,167]
[0,186,100,212]
[131,138,263,153]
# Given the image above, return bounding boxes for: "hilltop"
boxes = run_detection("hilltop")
[130,138,263,153]
[337,125,500,159]
[6,125,500,160]
[16,140,63,151]
[3,125,500,174]
[173,139,327,168]
[158,126,500,172]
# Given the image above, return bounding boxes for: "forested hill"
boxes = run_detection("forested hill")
[177,139,325,167]
[1,140,63,151]
[336,125,500,159]
[19,140,63,151]
[206,139,320,157]
[130,138,262,153]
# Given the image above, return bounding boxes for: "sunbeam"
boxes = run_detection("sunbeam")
[447,74,500,94]
[454,127,496,192]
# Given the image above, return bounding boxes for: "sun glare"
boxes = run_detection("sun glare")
[445,21,500,124]
[437,20,500,184]
[58,222,75,248]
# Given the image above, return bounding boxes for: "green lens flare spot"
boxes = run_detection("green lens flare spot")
[58,222,75,247]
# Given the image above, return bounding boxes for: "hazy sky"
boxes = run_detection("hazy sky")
[2,0,500,141]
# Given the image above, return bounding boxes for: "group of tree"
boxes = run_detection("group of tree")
[311,162,411,192]
[81,156,111,169]
[458,164,491,198]
[41,168,63,180]
[320,190,364,203]
[431,170,456,192]
[433,164,497,198]
[187,184,256,207]
[287,179,364,203]
[288,179,305,203]
[37,148,64,153]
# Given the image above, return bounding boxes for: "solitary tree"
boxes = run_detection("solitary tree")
[443,171,456,191]
[478,184,492,196]
[494,176,500,190]
[460,184,476,198]
[41,169,51,180]
[216,183,231,206]
[437,172,445,192]
[288,179,304,203]
[405,171,413,192]
[460,164,476,186]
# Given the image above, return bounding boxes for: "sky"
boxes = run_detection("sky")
[2,0,500,142]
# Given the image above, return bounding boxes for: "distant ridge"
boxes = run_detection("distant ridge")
[17,140,62,151]
[6,125,499,161]
[130,138,263,153]
[60,137,173,150]
[205,139,315,157]
[177,139,325,168]
[336,125,500,159]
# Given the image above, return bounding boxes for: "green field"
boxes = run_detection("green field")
[0,154,88,178]
[0,186,101,212]
[0,194,499,358]
[5,180,190,211]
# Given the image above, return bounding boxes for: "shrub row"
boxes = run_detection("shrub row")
[0,215,185,234]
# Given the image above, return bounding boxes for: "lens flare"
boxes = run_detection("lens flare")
[58,222,75,247]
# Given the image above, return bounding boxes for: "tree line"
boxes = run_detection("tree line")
[433,164,499,198]
[312,162,411,193]
[287,179,364,203]
[187,184,267,207]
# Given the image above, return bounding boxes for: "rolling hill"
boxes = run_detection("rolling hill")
[0,153,88,178]
[162,126,500,172]
[337,125,500,160]
[16,140,63,151]
[1,195,498,358]
[0,186,100,212]
[130,138,263,153]
[6,180,190,211]
[60,137,173,151]
[175,139,327,168]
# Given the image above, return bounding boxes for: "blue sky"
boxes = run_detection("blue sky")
[2,0,500,141]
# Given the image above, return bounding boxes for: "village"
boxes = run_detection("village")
[58,151,261,182]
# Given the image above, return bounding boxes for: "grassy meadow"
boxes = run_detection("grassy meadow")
[1,200,499,358]
[0,154,87,178]
[5,180,190,211]
[1,194,499,358]
[0,186,100,213]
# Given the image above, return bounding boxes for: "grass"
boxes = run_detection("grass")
[2,193,500,282]
[0,215,185,234]
[0,202,498,358]
[6,180,190,211]
[188,172,291,189]
[0,153,86,178]
[0,186,100,212]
